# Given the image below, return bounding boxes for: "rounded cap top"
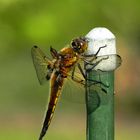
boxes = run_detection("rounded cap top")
[85,27,116,56]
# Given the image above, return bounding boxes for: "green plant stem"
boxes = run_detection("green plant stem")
[86,71,114,140]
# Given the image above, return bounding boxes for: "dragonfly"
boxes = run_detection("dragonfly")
[31,37,122,140]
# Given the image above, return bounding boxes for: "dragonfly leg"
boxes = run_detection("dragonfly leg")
[76,63,108,88]
[77,63,86,79]
[71,62,109,89]
[83,45,108,65]
[84,46,108,70]
[101,88,107,94]
[87,80,108,94]
[94,45,107,56]
[83,45,107,58]
[86,56,109,72]
[71,66,85,85]
[87,78,109,88]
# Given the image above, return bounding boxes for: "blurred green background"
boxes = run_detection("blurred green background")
[0,0,140,140]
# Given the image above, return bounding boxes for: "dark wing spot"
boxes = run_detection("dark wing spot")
[46,75,50,80]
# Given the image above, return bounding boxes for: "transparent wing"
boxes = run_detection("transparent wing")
[61,54,121,105]
[85,54,122,72]
[31,46,52,85]
[60,62,85,103]
[61,72,85,104]
[61,71,108,112]
[61,63,108,105]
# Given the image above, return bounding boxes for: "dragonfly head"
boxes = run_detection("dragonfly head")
[71,37,88,54]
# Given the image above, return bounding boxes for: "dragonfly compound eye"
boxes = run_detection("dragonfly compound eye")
[71,42,78,51]
[71,41,76,47]
[71,37,88,53]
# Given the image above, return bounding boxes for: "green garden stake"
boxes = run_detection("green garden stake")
[85,27,120,140]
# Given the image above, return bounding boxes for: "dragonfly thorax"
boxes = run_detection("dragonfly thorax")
[51,47,78,77]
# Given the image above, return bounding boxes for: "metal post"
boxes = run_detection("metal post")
[85,28,116,140]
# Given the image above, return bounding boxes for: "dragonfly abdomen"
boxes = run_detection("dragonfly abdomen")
[39,72,64,140]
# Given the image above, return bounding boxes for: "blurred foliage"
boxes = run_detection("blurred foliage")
[1,0,140,55]
[0,0,140,140]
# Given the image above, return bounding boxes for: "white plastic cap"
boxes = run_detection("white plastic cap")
[85,27,116,56]
[85,27,118,71]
